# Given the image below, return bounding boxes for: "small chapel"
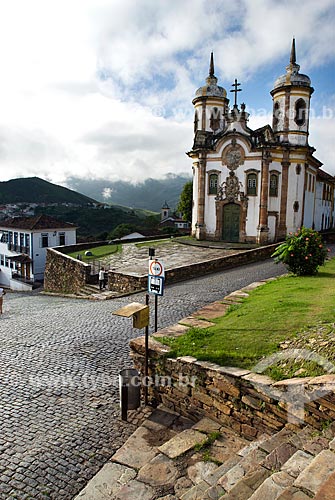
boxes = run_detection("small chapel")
[188,39,335,243]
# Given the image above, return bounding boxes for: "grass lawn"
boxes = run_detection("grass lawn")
[160,258,335,379]
[67,244,121,261]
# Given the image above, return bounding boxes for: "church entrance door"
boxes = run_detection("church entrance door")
[222,203,240,242]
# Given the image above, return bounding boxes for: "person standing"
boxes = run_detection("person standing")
[0,287,6,314]
[99,268,105,290]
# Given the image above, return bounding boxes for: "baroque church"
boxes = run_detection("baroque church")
[189,40,335,243]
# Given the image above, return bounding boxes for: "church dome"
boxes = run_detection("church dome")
[195,76,227,98]
[273,39,311,90]
[273,70,311,90]
[194,53,227,98]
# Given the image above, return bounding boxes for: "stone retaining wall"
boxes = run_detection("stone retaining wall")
[130,337,335,440]
[108,244,278,293]
[57,241,107,254]
[44,248,91,293]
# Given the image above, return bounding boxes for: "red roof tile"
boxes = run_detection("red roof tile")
[0,214,77,230]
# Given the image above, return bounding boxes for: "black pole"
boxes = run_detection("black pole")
[121,383,128,421]
[154,294,158,332]
[144,293,149,406]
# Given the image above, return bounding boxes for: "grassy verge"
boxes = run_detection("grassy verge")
[160,258,335,379]
[67,244,121,261]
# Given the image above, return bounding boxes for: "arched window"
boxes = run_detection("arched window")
[295,99,306,126]
[210,107,220,131]
[209,173,218,194]
[246,173,257,196]
[273,101,280,130]
[194,111,199,133]
[269,174,279,197]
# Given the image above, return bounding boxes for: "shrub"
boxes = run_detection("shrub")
[272,227,328,275]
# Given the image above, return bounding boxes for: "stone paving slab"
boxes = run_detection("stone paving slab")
[74,462,137,499]
[192,417,221,434]
[137,454,180,487]
[178,316,215,328]
[248,471,294,500]
[158,429,207,459]
[314,470,335,500]
[280,450,313,478]
[293,449,335,495]
[113,479,155,500]
[111,426,159,469]
[276,487,312,500]
[153,324,190,337]
[192,302,231,320]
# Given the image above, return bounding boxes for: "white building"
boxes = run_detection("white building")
[0,214,77,290]
[189,40,335,243]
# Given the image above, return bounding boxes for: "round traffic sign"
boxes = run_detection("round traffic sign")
[149,260,163,276]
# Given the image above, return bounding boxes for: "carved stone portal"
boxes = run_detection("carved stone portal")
[215,171,248,242]
[216,171,248,204]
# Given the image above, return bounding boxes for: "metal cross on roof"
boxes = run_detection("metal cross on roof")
[230,79,242,107]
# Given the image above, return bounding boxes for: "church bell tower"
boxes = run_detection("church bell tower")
[271,39,314,146]
[192,53,229,136]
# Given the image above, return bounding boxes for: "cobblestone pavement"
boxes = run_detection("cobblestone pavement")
[95,240,241,275]
[0,258,301,500]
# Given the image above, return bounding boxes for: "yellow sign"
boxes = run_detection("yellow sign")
[133,306,149,329]
[113,302,149,329]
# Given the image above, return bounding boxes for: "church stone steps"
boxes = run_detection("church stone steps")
[178,424,335,500]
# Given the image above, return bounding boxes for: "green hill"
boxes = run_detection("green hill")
[0,177,96,204]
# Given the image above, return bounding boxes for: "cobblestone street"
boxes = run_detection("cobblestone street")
[0,259,288,499]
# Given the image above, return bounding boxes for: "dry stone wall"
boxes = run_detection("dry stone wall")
[44,248,91,294]
[130,336,335,440]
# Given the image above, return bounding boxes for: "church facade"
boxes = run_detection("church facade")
[189,40,335,243]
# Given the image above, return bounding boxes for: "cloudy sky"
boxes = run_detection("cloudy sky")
[0,0,334,189]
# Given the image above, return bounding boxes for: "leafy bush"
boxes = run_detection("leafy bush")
[272,227,328,275]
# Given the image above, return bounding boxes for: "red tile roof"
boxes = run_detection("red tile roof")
[0,214,77,230]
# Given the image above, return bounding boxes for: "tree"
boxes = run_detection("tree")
[110,224,136,239]
[177,181,193,222]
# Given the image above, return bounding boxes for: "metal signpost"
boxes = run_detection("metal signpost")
[113,299,150,418]
[148,249,165,332]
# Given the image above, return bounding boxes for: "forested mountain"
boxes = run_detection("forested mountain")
[0,177,96,204]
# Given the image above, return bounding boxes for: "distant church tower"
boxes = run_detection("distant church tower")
[271,38,313,146]
[161,201,170,221]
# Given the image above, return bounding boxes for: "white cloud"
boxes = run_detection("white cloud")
[0,0,333,185]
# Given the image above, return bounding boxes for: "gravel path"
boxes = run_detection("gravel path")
[0,257,293,500]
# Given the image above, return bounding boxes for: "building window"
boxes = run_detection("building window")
[273,101,280,130]
[0,231,8,243]
[246,173,257,196]
[41,233,49,248]
[293,201,299,212]
[269,174,278,197]
[59,232,66,246]
[209,174,218,195]
[194,111,198,133]
[295,99,306,126]
[210,107,220,131]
